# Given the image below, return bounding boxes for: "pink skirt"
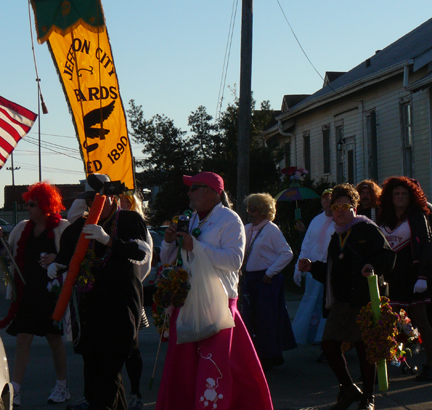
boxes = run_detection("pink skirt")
[155,298,274,410]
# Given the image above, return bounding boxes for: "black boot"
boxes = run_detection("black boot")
[357,395,374,410]
[331,383,363,410]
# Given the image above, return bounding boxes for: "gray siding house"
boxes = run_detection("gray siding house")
[265,18,432,196]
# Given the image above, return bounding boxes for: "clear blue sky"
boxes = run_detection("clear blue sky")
[1,1,431,207]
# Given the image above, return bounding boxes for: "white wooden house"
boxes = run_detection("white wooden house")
[264,18,432,196]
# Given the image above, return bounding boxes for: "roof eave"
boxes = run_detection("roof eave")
[277,60,412,122]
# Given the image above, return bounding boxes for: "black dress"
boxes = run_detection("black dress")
[7,229,62,337]
[381,212,432,308]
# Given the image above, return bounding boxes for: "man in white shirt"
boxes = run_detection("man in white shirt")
[292,189,335,350]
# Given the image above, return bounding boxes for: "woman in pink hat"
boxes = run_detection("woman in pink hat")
[156,172,273,410]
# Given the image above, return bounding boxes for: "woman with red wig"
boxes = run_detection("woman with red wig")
[0,182,70,406]
[378,176,432,382]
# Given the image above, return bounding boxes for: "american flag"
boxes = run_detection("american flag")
[0,96,37,169]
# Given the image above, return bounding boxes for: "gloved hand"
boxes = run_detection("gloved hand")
[293,270,303,287]
[82,224,110,245]
[414,279,427,293]
[47,262,67,279]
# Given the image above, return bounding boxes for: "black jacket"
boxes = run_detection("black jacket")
[406,211,432,280]
[311,220,396,316]
[56,209,148,356]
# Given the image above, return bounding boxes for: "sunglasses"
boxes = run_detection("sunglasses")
[26,201,37,208]
[189,184,208,192]
[247,208,258,213]
[331,203,354,212]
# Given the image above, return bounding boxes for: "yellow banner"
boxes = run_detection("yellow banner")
[48,25,134,190]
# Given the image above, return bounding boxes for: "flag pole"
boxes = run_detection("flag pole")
[37,79,41,182]
[28,1,48,182]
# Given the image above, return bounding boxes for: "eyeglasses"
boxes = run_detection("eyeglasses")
[189,185,208,192]
[331,203,354,212]
[26,201,37,208]
[247,208,258,213]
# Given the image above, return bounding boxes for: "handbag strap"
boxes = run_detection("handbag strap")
[242,223,268,272]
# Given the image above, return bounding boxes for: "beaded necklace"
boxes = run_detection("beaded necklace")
[89,205,120,268]
[190,204,217,238]
[338,228,352,259]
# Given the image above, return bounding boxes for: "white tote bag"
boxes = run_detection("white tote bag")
[176,239,235,344]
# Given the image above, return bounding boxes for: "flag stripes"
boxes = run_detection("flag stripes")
[0,96,37,169]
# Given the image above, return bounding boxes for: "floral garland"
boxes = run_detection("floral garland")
[281,166,308,181]
[357,296,421,364]
[152,303,170,341]
[393,309,421,365]
[152,264,191,338]
[357,296,399,363]
[75,253,96,293]
[74,206,120,293]
[0,255,13,291]
[47,272,67,297]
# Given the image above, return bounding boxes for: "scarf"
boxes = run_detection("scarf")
[334,215,376,234]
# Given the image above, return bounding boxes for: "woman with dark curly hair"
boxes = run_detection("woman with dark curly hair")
[378,176,432,382]
[299,183,395,410]
[0,182,70,406]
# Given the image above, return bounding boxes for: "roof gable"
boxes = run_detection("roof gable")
[287,18,432,114]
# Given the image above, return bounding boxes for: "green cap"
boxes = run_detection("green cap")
[321,188,333,197]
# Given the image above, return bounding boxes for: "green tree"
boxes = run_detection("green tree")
[127,100,194,223]
[127,97,283,224]
[187,105,219,171]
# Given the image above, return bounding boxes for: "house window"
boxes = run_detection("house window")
[284,141,291,168]
[335,124,344,184]
[322,125,330,174]
[400,101,413,177]
[303,132,311,172]
[366,110,378,180]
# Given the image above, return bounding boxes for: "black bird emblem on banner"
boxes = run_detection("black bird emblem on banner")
[83,100,115,152]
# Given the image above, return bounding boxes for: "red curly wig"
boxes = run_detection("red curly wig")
[22,182,65,215]
[378,176,430,229]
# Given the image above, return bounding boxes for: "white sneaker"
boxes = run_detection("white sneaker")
[48,384,71,403]
[13,392,20,407]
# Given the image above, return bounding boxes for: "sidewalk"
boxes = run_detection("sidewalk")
[0,287,431,409]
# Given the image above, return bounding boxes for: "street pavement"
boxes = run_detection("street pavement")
[0,288,431,410]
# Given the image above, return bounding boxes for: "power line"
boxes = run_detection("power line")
[276,0,325,83]
[216,0,239,121]
[28,130,76,139]
[276,0,343,98]
[22,138,82,161]
[25,136,81,154]
[11,161,84,176]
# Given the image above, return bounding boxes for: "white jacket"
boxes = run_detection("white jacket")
[161,202,245,298]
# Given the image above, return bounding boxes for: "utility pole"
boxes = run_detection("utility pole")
[6,152,20,186]
[236,0,253,222]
